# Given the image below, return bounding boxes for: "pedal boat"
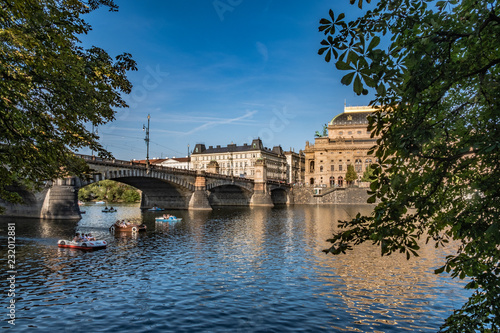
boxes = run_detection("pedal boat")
[155,217,182,223]
[58,239,107,250]
[148,207,164,211]
[109,222,147,232]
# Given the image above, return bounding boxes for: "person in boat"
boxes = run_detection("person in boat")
[73,233,82,242]
[120,220,127,227]
[87,233,95,241]
[110,206,114,211]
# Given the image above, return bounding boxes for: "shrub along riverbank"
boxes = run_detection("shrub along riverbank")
[78,180,141,203]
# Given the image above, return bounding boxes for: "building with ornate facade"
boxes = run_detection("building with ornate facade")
[303,106,378,187]
[284,150,305,185]
[191,139,288,181]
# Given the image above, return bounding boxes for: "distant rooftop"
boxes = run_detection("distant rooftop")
[192,138,284,156]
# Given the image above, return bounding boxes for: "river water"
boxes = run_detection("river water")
[1,204,469,332]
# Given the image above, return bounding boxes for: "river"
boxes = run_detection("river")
[0,204,469,332]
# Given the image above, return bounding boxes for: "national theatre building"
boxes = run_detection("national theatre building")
[303,106,379,187]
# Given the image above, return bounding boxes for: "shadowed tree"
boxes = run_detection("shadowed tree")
[0,0,137,211]
[319,0,500,330]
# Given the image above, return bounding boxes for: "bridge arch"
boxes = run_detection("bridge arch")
[207,183,253,207]
[1,155,293,219]
[270,187,289,206]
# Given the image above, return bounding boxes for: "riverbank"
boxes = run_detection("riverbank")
[292,186,372,205]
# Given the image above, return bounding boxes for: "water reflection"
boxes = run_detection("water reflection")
[0,204,469,332]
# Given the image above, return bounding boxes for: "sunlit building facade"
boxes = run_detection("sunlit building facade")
[304,106,379,187]
[191,138,287,181]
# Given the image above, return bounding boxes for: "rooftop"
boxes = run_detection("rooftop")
[329,105,377,126]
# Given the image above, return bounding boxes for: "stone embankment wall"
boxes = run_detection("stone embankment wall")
[291,187,372,205]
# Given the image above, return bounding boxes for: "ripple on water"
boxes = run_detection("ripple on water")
[0,205,471,332]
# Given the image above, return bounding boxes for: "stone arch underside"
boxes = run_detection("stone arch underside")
[270,188,288,205]
[113,177,194,209]
[208,184,253,206]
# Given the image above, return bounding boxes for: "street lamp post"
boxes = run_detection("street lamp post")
[91,124,98,159]
[187,144,190,170]
[143,114,150,173]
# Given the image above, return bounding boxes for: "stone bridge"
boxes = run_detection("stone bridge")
[2,154,292,220]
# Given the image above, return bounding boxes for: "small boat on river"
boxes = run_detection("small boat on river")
[95,201,106,205]
[102,207,117,213]
[58,239,107,250]
[155,215,182,223]
[110,221,147,232]
[148,207,164,211]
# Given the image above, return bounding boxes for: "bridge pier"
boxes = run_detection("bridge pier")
[40,178,82,220]
[249,159,273,207]
[188,171,212,210]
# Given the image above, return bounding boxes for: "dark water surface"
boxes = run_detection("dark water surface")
[1,204,469,332]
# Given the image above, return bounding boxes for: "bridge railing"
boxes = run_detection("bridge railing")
[76,154,200,177]
[76,154,287,186]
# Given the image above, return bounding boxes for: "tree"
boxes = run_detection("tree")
[361,164,374,182]
[0,0,137,212]
[345,164,357,185]
[319,0,500,331]
[78,180,140,203]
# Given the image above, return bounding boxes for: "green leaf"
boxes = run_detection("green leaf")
[367,194,376,203]
[341,72,355,85]
[367,36,380,51]
[434,266,445,274]
[353,74,363,94]
[318,47,329,55]
[335,60,353,71]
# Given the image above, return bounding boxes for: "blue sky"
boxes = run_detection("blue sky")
[77,1,374,160]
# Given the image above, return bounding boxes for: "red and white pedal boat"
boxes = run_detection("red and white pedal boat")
[58,239,107,250]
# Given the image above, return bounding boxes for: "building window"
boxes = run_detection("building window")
[309,161,315,172]
[355,159,362,173]
[329,176,335,187]
[331,165,334,171]
[339,165,343,172]
[309,178,314,185]
[320,166,323,172]
[338,176,344,187]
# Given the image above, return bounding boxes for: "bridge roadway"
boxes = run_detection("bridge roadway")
[0,154,292,220]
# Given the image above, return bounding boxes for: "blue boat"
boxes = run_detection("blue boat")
[155,216,182,223]
[148,207,164,211]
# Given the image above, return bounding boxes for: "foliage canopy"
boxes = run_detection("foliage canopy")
[0,0,136,209]
[319,0,500,330]
[79,180,140,203]
[345,164,358,184]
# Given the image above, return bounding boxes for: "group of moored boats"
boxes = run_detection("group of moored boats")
[58,209,182,250]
